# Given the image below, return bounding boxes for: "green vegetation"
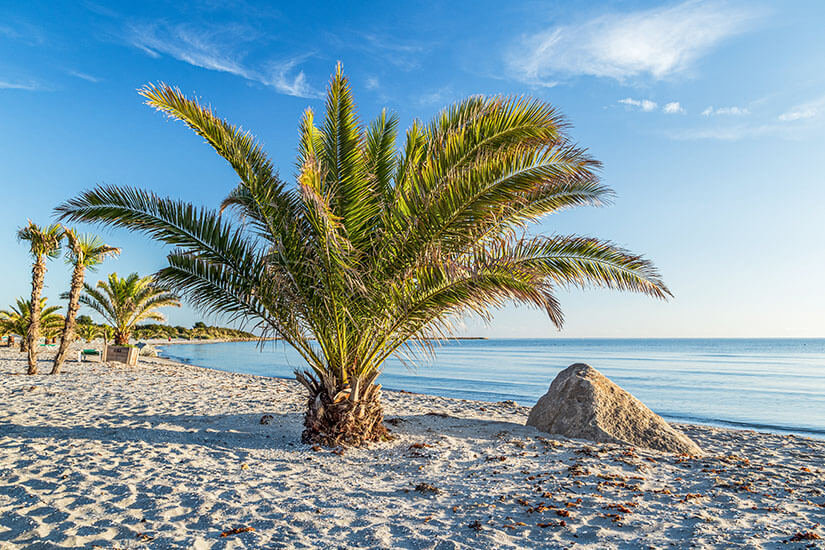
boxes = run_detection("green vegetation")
[75,321,101,343]
[77,272,180,345]
[17,221,63,374]
[132,323,255,341]
[0,298,63,352]
[52,230,120,374]
[58,64,669,446]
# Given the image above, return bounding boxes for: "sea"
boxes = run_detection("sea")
[157,338,825,439]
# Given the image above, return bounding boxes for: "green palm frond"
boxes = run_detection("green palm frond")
[76,322,100,343]
[17,221,63,259]
[57,64,670,385]
[0,298,62,336]
[64,229,121,269]
[75,272,181,343]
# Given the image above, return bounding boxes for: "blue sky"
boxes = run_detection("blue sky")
[1,0,824,338]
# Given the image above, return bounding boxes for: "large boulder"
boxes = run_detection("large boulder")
[137,343,158,357]
[527,363,702,455]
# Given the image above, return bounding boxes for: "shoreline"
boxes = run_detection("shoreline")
[1,344,824,548]
[152,339,825,441]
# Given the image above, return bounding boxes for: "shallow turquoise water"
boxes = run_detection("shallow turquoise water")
[157,338,825,438]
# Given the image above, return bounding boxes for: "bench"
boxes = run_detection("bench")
[79,349,101,362]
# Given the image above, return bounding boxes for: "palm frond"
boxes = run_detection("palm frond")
[76,272,181,342]
[57,66,671,390]
[17,221,63,259]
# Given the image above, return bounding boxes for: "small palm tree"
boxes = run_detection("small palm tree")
[17,221,63,374]
[77,273,180,345]
[76,322,100,343]
[57,65,670,446]
[0,298,63,353]
[51,230,120,374]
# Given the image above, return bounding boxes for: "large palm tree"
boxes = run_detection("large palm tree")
[17,222,63,374]
[57,64,670,446]
[0,298,63,353]
[77,272,180,345]
[51,230,120,374]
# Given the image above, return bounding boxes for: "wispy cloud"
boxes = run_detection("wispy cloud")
[669,96,825,141]
[510,1,762,84]
[361,34,426,70]
[365,77,380,90]
[418,86,456,107]
[0,80,42,91]
[702,106,750,116]
[0,19,46,45]
[259,57,318,98]
[778,95,825,122]
[663,102,686,114]
[67,70,102,83]
[129,22,321,98]
[619,98,658,112]
[325,32,426,71]
[619,98,687,114]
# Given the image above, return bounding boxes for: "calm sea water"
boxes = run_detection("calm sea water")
[157,339,825,438]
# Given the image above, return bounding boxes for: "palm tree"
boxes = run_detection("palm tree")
[17,222,63,374]
[56,64,670,446]
[0,298,63,353]
[77,273,180,345]
[51,230,120,374]
[76,322,100,343]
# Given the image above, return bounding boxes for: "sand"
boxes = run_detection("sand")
[0,344,824,549]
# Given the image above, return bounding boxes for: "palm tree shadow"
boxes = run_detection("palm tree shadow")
[2,410,539,452]
[0,412,306,452]
[386,413,536,442]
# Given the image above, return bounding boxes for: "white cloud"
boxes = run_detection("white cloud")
[663,102,686,114]
[67,70,102,83]
[129,23,321,98]
[701,106,750,116]
[365,76,380,90]
[510,1,761,84]
[259,57,320,98]
[0,80,41,91]
[619,98,658,112]
[778,96,825,121]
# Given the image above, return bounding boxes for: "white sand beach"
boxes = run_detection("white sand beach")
[1,345,824,549]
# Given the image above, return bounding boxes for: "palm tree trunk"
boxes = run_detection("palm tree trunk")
[51,263,85,374]
[295,370,390,446]
[26,257,46,375]
[115,333,129,346]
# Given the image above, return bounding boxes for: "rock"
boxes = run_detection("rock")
[526,363,702,455]
[138,344,158,357]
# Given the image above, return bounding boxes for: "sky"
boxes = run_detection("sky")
[1,0,824,338]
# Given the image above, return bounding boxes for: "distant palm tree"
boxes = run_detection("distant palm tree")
[77,273,180,345]
[51,230,120,374]
[17,222,63,374]
[57,64,670,446]
[0,298,63,353]
[76,322,100,343]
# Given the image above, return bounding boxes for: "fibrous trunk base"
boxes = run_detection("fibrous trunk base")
[296,371,390,447]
